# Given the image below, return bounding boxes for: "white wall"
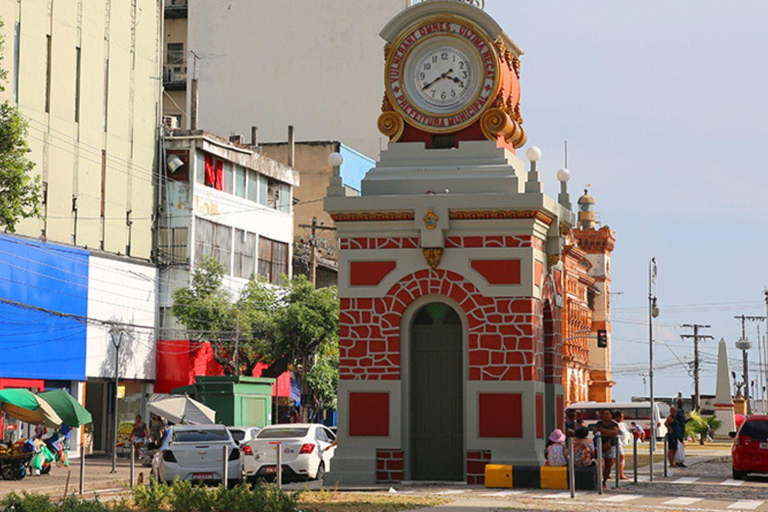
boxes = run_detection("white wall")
[86,255,158,380]
[188,0,408,160]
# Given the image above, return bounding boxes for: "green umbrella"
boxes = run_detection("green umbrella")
[0,388,62,427]
[39,389,92,427]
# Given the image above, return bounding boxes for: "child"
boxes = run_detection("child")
[546,429,568,466]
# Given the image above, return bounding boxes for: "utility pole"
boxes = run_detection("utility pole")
[297,217,337,287]
[109,328,126,474]
[648,258,658,482]
[234,318,240,376]
[680,324,713,411]
[735,314,767,414]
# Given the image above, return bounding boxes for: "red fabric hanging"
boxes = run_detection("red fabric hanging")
[204,154,215,186]
[215,159,223,190]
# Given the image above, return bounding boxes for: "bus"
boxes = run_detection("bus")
[565,401,667,440]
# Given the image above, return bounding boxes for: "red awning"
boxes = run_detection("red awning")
[0,378,45,391]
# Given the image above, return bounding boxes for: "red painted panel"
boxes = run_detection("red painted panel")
[535,261,544,287]
[556,395,564,430]
[349,392,389,436]
[0,378,45,391]
[350,261,397,286]
[479,393,522,438]
[536,393,544,439]
[470,259,521,285]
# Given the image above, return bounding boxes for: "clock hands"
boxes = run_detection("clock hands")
[422,68,455,90]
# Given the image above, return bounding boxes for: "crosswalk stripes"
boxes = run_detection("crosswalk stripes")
[674,477,701,484]
[662,497,704,506]
[538,492,572,499]
[481,491,526,497]
[600,494,644,502]
[727,501,765,510]
[720,479,746,486]
[435,490,466,495]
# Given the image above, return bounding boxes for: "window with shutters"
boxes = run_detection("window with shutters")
[195,218,232,273]
[234,229,256,279]
[258,236,288,285]
[157,226,189,265]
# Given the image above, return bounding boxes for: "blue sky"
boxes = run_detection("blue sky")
[485,0,768,402]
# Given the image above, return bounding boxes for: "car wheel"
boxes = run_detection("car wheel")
[732,470,746,480]
[315,462,325,481]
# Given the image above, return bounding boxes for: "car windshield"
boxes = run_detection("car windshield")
[740,420,768,440]
[172,429,230,443]
[256,427,309,439]
[229,430,245,442]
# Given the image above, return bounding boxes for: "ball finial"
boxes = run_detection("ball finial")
[525,146,542,162]
[328,152,344,167]
[556,168,571,183]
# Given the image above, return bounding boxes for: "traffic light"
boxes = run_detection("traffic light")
[597,329,608,348]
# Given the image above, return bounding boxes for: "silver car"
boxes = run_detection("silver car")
[152,425,241,486]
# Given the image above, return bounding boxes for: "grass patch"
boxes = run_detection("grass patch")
[623,452,665,469]
[298,490,445,512]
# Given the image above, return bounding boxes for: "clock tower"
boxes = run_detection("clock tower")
[325,0,574,486]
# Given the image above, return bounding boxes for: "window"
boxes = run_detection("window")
[103,58,109,131]
[266,178,279,209]
[235,166,246,198]
[221,161,233,193]
[195,218,232,273]
[74,47,81,122]
[13,22,19,103]
[256,427,308,439]
[45,35,52,113]
[258,174,268,205]
[172,428,230,443]
[247,170,259,202]
[234,229,256,279]
[258,236,288,285]
[167,42,184,65]
[157,226,189,264]
[195,154,205,184]
[279,183,291,212]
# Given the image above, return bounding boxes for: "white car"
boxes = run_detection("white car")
[152,425,242,486]
[243,424,336,482]
[228,426,260,446]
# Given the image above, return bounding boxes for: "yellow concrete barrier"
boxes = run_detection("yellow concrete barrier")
[540,465,568,489]
[484,464,513,488]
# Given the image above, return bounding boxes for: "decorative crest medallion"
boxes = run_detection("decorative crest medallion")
[422,248,444,270]
[423,208,439,230]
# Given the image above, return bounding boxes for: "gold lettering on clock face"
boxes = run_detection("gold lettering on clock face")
[413,46,474,109]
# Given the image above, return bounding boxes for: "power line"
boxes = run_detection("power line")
[680,323,714,410]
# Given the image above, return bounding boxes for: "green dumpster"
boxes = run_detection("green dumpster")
[173,376,274,427]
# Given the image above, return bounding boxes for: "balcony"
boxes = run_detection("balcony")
[165,0,187,19]
[163,59,187,91]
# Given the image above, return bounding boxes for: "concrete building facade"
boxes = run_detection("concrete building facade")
[162,0,409,160]
[0,0,162,454]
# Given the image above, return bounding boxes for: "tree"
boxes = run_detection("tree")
[685,410,723,445]
[270,276,339,422]
[171,257,277,376]
[0,18,41,232]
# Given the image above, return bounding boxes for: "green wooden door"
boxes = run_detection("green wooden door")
[411,303,463,481]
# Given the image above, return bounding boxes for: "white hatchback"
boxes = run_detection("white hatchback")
[152,425,242,486]
[242,424,336,482]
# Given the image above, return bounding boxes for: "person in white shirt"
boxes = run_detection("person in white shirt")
[613,410,631,480]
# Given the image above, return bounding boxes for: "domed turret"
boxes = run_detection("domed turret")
[577,189,596,230]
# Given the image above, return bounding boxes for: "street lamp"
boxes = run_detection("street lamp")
[648,257,659,482]
[735,337,753,414]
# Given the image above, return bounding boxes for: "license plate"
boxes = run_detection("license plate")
[760,443,768,449]
[265,466,277,474]
[191,473,214,480]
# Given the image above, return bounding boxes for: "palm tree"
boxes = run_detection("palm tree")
[685,410,723,445]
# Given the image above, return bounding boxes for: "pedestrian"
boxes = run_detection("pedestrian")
[593,408,620,488]
[675,399,687,467]
[33,421,47,441]
[630,421,645,442]
[613,411,631,480]
[565,410,578,438]
[664,406,679,468]
[130,414,147,456]
[546,429,568,466]
[573,427,595,467]
[148,415,164,450]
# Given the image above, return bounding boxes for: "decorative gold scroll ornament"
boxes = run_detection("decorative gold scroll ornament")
[423,208,439,230]
[422,248,444,270]
[547,254,560,268]
[378,111,404,142]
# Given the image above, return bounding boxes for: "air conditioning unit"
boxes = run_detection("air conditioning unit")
[163,115,179,130]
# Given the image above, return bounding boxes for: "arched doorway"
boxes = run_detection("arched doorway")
[410,302,463,481]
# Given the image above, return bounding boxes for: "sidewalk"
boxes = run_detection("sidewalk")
[0,455,143,497]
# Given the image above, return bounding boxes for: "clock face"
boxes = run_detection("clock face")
[385,18,500,133]
[412,46,475,110]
